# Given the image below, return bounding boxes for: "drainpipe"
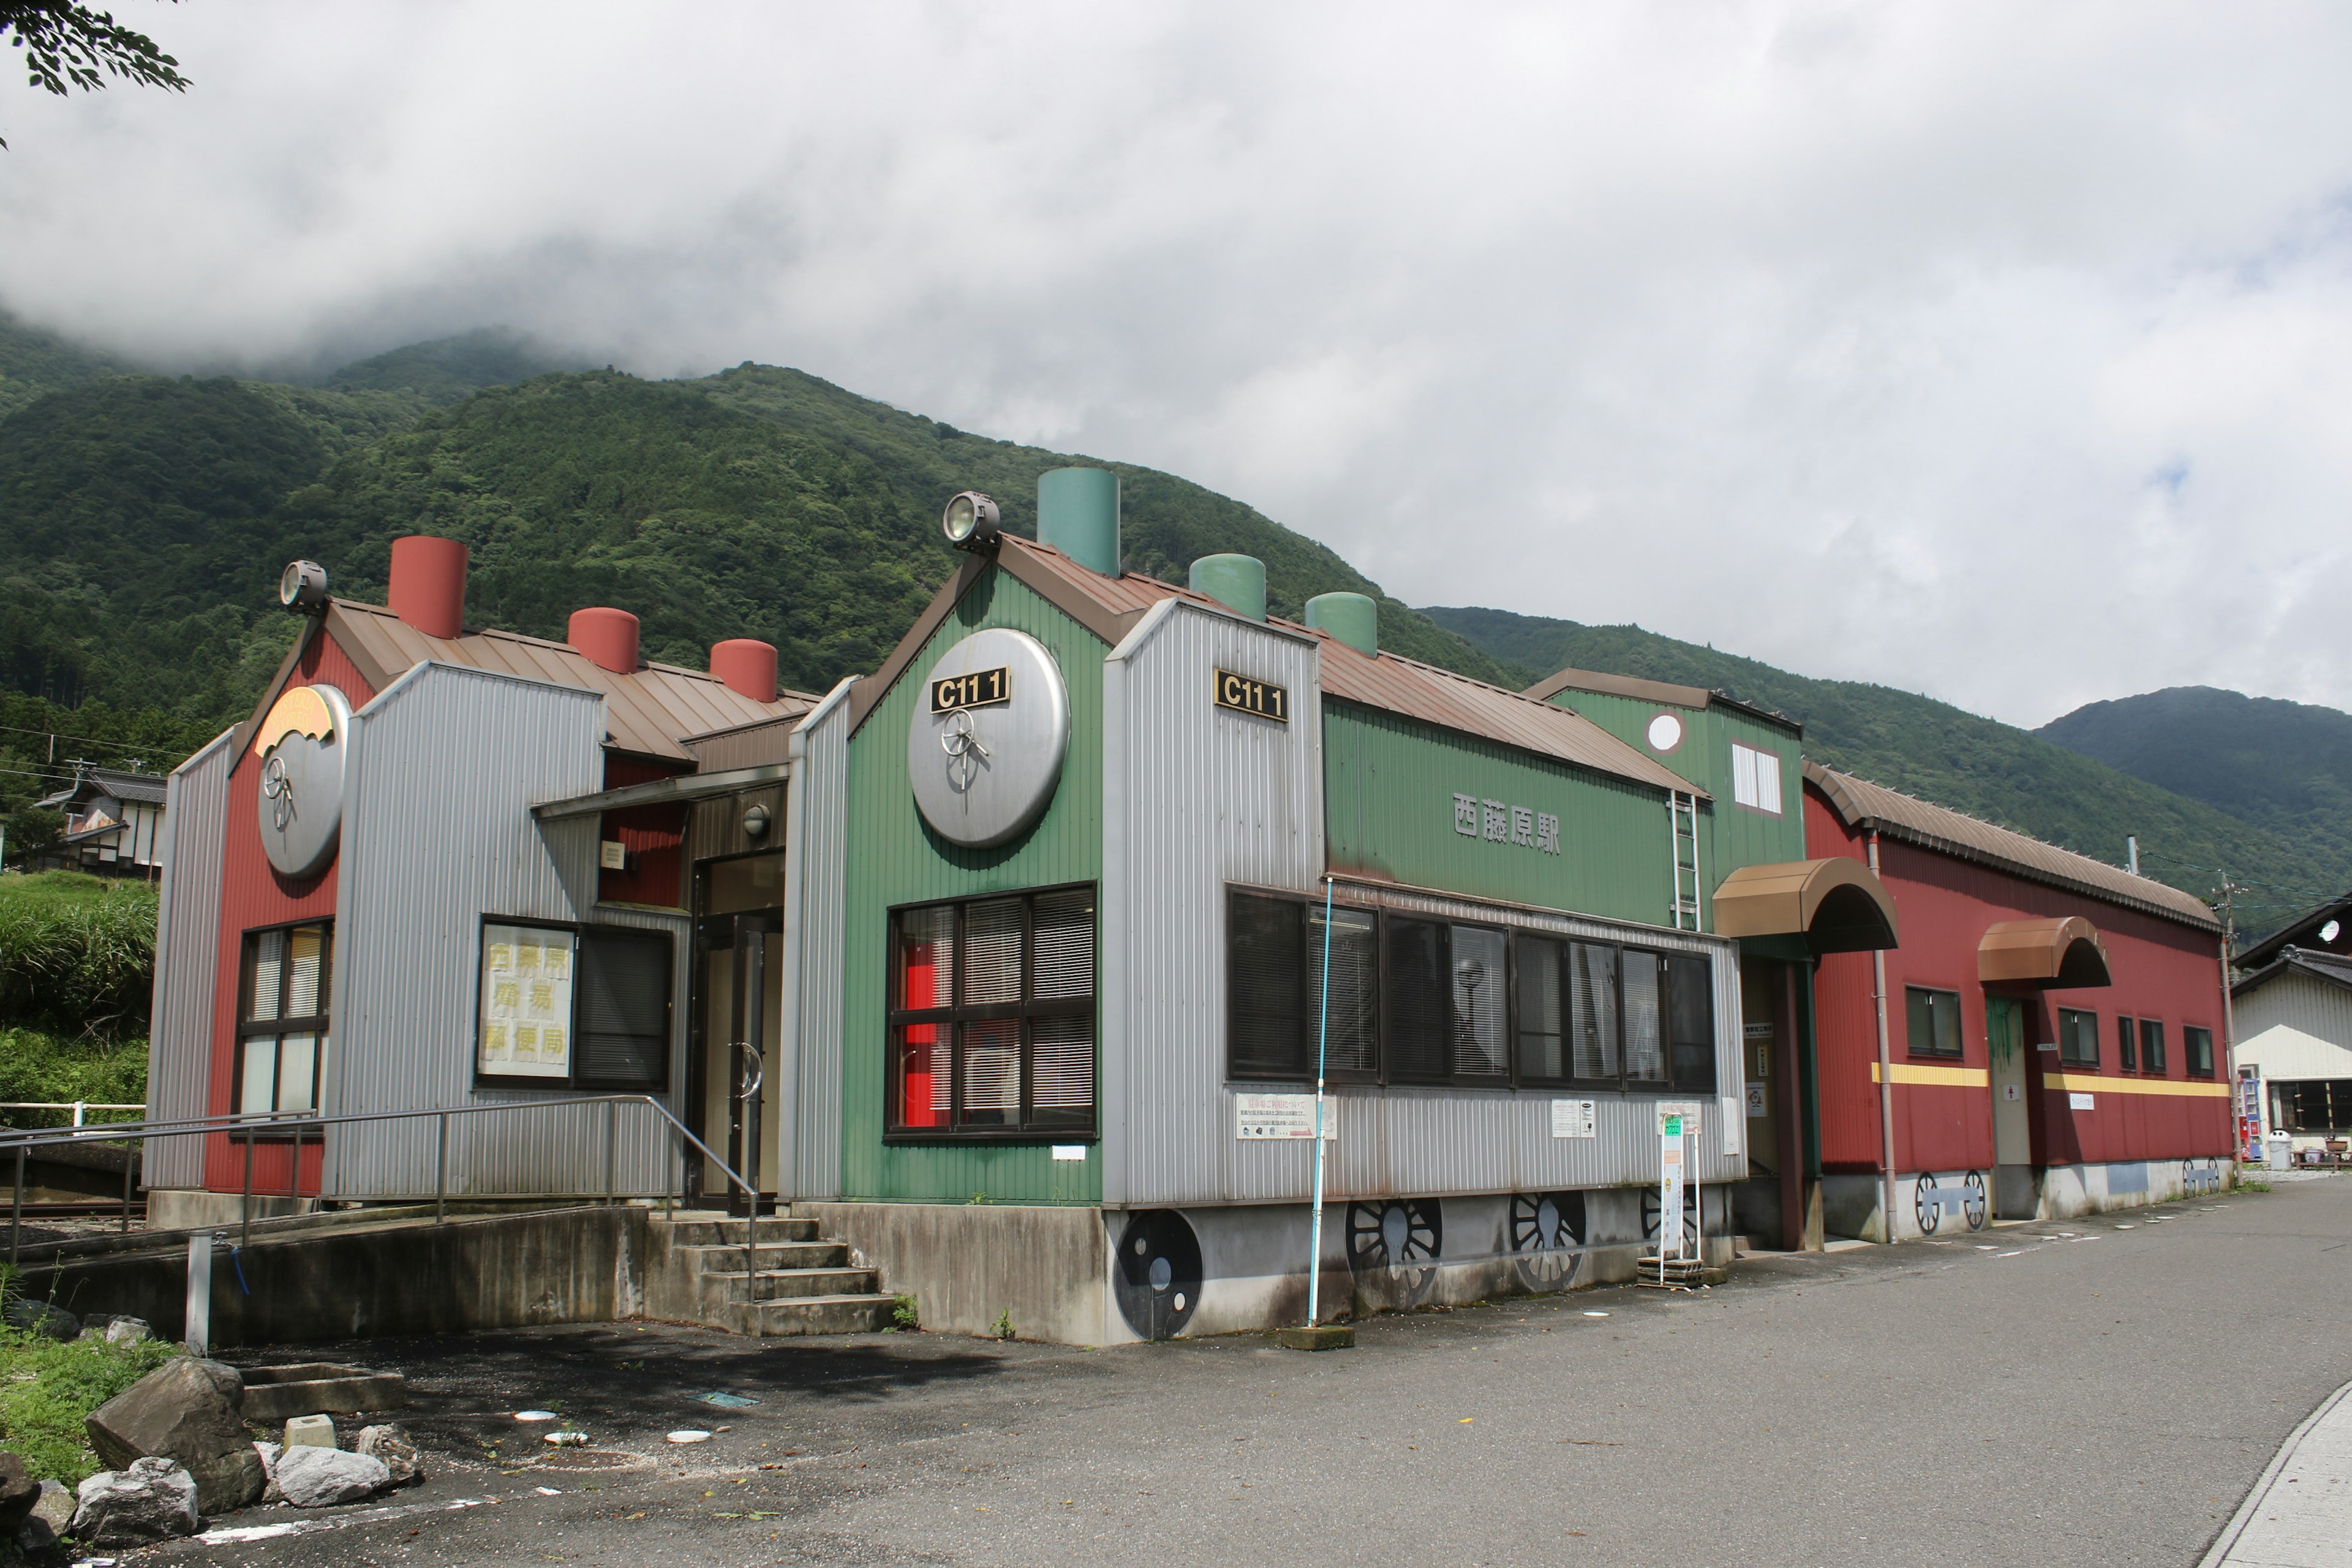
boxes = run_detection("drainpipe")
[1869,832,1896,1243]
[2219,930,2242,1166]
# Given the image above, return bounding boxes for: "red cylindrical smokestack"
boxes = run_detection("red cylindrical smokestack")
[709,639,778,704]
[388,535,467,639]
[567,607,641,674]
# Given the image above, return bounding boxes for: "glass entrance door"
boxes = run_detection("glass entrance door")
[691,853,785,1212]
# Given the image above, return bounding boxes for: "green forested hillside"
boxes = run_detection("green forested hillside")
[2038,687,2352,899]
[1423,605,2322,911]
[0,307,130,421]
[0,323,1515,839]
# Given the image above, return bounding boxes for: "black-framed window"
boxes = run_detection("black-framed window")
[2276,1079,2352,1134]
[1905,987,1963,1059]
[1225,889,1714,1093]
[2139,1018,2165,1075]
[888,885,1096,1138]
[2185,1026,2215,1078]
[2057,1006,2100,1068]
[2117,1014,2138,1071]
[477,918,673,1088]
[237,921,330,1117]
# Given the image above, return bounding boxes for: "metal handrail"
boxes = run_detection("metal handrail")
[6,1094,764,1268]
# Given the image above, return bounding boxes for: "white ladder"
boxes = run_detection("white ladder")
[1668,791,1702,930]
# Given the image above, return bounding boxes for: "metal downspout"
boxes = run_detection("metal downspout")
[2219,931,2242,1164]
[1869,831,1896,1243]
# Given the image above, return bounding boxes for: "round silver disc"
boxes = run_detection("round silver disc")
[907,628,1069,849]
[253,683,355,878]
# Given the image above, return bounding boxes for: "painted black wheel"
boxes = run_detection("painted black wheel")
[1915,1172,1942,1236]
[1509,1191,1586,1292]
[1345,1198,1444,1306]
[1962,1170,1988,1232]
[1112,1210,1203,1342]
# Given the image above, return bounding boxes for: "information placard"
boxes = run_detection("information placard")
[1235,1093,1336,1140]
[479,922,575,1080]
[1550,1099,1597,1139]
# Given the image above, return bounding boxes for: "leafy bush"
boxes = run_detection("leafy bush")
[0,872,156,1038]
[0,1321,181,1485]
[0,1028,146,1129]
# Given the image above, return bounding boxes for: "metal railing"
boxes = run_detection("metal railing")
[2,1095,763,1268]
[0,1102,144,1127]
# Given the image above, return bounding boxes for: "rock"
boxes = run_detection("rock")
[100,1316,151,1346]
[353,1425,424,1485]
[26,1483,69,1539]
[0,1454,35,1530]
[282,1414,336,1450]
[10,1513,68,1568]
[272,1445,390,1509]
[187,1358,246,1412]
[252,1443,284,1506]
[69,1458,199,1546]
[85,1358,265,1515]
[0,1302,74,1341]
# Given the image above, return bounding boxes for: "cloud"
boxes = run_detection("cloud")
[6,0,2352,725]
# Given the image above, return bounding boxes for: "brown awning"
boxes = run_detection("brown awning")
[1978,916,2112,989]
[1712,859,1899,954]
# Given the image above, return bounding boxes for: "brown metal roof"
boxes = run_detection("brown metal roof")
[324,599,816,765]
[1978,916,2114,989]
[851,537,1698,797]
[1520,666,1803,737]
[1712,858,1899,954]
[1805,762,2220,932]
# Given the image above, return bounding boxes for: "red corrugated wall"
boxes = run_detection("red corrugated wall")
[203,633,377,1194]
[1803,780,2230,1174]
[598,756,688,908]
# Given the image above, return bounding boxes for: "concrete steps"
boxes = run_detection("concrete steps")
[644,1211,894,1336]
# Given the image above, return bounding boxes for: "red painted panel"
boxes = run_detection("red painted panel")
[597,756,687,908]
[203,631,375,1193]
[1802,779,2231,1173]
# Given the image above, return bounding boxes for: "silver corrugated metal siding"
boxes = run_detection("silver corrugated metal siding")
[784,678,856,1199]
[1102,600,1327,1207]
[323,662,688,1197]
[145,729,235,1190]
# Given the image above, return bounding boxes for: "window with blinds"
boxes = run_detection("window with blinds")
[578,928,673,1087]
[1225,888,1715,1093]
[888,886,1097,1137]
[238,922,331,1118]
[2185,1026,2214,1078]
[1730,742,1784,815]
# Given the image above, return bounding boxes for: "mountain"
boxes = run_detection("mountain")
[1423,605,2322,914]
[2037,687,2352,902]
[0,335,1517,842]
[320,328,590,406]
[0,307,132,421]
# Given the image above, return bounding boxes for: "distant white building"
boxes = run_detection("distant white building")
[33,765,168,878]
[2232,947,2352,1157]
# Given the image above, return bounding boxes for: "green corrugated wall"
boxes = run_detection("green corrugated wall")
[1321,699,1678,927]
[1537,688,1807,914]
[839,569,1104,1205]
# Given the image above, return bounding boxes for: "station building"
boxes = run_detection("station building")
[1803,764,2235,1235]
[145,537,811,1227]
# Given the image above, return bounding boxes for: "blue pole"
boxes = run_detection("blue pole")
[1306,876,1334,1327]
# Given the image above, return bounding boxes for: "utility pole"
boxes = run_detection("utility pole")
[2218,870,2245,1163]
[2127,835,2139,877]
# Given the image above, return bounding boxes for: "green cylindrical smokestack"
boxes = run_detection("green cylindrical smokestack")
[1037,467,1120,577]
[1189,554,1267,623]
[1305,592,1378,657]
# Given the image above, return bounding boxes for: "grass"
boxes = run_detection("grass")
[0,1316,181,1485]
[0,872,157,1039]
[0,1028,147,1129]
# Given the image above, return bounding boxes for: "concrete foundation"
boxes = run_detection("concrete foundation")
[148,1189,325,1231]
[1822,1158,2234,1242]
[798,1201,1107,1344]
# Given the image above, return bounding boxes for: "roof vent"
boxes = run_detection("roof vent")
[1188,554,1266,623]
[1038,467,1120,577]
[1305,592,1376,657]
[710,638,778,703]
[388,535,467,639]
[568,607,641,674]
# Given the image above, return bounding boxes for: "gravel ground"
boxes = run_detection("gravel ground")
[118,1175,2352,1568]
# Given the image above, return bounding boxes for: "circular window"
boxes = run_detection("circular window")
[1646,712,1684,752]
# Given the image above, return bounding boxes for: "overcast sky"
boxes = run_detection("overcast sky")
[5,2,2350,727]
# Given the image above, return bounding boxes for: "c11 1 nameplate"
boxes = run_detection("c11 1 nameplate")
[930,666,1011,714]
[1213,669,1289,723]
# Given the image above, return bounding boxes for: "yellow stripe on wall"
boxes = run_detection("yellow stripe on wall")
[2042,1072,2231,1099]
[1870,1062,1989,1088]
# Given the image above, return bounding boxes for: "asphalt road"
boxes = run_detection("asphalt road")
[146,1176,2352,1568]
